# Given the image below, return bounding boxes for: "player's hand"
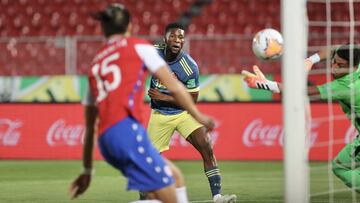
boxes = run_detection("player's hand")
[69,174,91,199]
[148,88,170,101]
[195,113,215,132]
[305,53,321,71]
[241,65,267,89]
[241,65,280,93]
[304,58,314,71]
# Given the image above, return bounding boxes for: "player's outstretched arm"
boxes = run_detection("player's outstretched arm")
[241,65,281,93]
[241,59,316,93]
[154,66,214,131]
[69,104,98,199]
[242,65,321,97]
[305,46,335,71]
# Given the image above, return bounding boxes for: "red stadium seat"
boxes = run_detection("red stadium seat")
[1,0,176,38]
[1,0,359,75]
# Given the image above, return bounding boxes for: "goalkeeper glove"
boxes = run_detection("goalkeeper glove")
[241,65,280,93]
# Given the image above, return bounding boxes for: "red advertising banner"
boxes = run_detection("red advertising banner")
[0,103,355,160]
[0,104,102,160]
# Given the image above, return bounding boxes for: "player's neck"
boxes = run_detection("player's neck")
[165,49,181,63]
[107,34,127,44]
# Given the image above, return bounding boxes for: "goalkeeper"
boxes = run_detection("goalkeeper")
[242,44,360,192]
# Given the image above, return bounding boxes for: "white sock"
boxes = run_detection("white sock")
[176,186,189,203]
[129,200,162,203]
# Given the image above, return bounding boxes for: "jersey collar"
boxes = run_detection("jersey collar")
[163,47,185,65]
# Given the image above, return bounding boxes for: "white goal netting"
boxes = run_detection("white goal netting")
[285,0,360,202]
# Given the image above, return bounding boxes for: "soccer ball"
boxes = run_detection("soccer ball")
[252,28,284,60]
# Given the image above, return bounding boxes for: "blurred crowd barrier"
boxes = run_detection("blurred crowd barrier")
[0,74,273,103]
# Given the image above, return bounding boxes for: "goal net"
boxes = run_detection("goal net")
[284,0,359,202]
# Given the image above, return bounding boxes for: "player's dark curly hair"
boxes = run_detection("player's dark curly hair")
[165,22,185,35]
[335,44,360,66]
[92,3,130,37]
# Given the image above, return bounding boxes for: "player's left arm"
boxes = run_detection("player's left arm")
[69,88,98,199]
[242,65,325,99]
[305,45,339,71]
[82,104,98,172]
[241,65,281,93]
[242,50,330,94]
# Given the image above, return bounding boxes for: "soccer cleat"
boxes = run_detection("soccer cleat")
[213,194,237,203]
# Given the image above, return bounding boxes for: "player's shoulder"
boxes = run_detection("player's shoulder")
[154,43,166,51]
[153,43,166,57]
[181,52,199,70]
[127,37,151,46]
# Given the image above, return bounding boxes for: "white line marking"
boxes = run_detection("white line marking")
[310,188,353,197]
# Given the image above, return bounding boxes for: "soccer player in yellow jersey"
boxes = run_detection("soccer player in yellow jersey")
[147,23,236,203]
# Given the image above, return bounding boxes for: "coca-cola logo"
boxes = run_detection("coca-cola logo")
[46,119,85,146]
[243,119,319,147]
[0,118,22,146]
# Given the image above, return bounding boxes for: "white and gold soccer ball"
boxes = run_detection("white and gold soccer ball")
[252,28,283,60]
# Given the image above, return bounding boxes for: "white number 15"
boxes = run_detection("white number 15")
[91,53,121,102]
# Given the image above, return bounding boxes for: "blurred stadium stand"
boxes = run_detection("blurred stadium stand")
[0,0,358,75]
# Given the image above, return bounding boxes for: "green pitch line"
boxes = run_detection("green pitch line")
[0,160,358,202]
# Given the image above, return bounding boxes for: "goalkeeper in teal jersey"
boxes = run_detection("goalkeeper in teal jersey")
[242,44,360,192]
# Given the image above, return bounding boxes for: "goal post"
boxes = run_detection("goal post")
[282,0,309,202]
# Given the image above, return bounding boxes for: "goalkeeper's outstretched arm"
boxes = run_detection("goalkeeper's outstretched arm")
[241,65,281,93]
[241,61,321,96]
[242,46,334,92]
[306,46,338,71]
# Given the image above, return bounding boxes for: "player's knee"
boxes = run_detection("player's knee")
[331,159,342,177]
[151,184,177,203]
[204,139,214,150]
[193,135,213,152]
[331,158,353,187]
[199,144,215,158]
[171,164,185,187]
[165,159,185,187]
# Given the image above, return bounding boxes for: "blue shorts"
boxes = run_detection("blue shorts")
[98,116,174,191]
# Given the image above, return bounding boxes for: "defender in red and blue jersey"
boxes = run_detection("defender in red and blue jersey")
[69,4,214,202]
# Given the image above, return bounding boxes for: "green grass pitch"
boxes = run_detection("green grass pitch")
[0,160,358,202]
